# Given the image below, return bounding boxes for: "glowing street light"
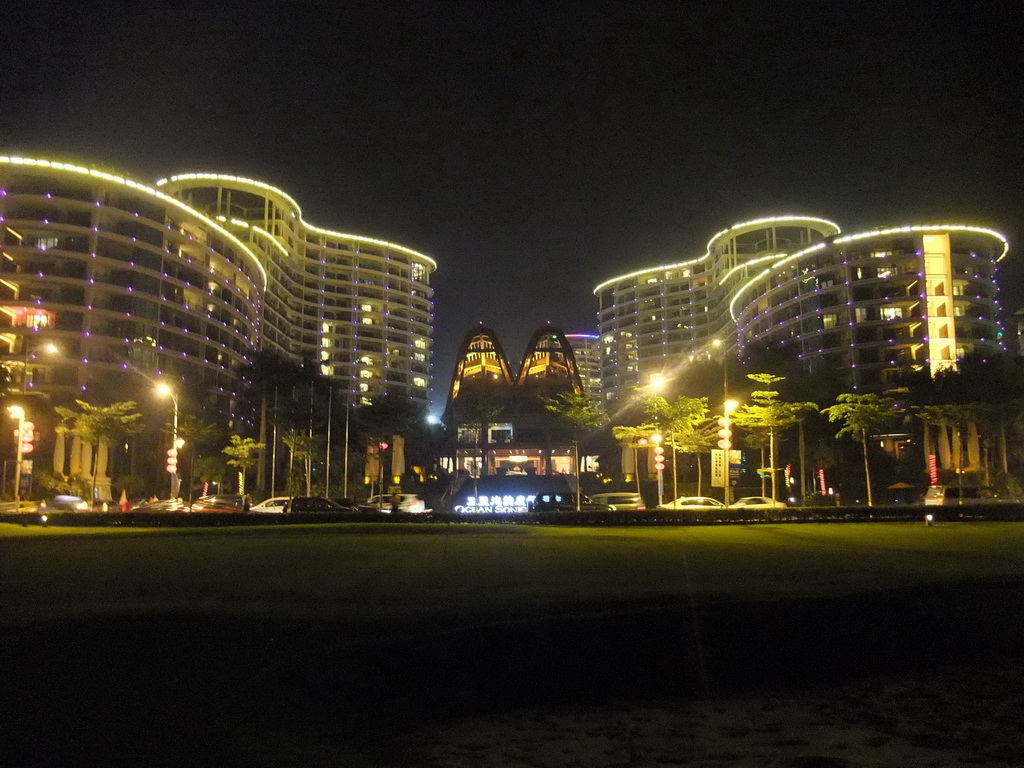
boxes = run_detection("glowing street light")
[156,383,180,497]
[720,399,740,507]
[22,341,59,393]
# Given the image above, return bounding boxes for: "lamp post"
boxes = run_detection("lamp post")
[721,399,740,507]
[651,433,665,507]
[156,383,180,497]
[8,405,25,506]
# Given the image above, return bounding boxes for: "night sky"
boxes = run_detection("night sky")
[3,1,1022,411]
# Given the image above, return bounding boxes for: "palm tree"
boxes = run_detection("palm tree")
[822,393,898,506]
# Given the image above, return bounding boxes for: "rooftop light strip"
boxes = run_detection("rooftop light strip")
[157,172,437,269]
[727,224,1009,321]
[1,156,268,288]
[592,215,840,294]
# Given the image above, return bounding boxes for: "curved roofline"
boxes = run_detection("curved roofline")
[157,172,437,269]
[728,224,1010,322]
[592,215,840,294]
[0,156,268,288]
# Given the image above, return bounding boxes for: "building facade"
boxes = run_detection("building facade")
[442,326,584,477]
[731,226,1007,390]
[594,217,1008,400]
[564,333,601,398]
[157,174,435,406]
[0,157,436,415]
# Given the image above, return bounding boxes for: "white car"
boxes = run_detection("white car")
[360,494,427,514]
[250,496,290,513]
[663,496,725,510]
[732,496,787,509]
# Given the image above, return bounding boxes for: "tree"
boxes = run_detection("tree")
[222,435,264,495]
[281,429,313,495]
[822,393,898,506]
[54,400,144,504]
[192,455,228,496]
[545,392,607,510]
[174,415,221,503]
[731,374,817,501]
[611,424,655,496]
[643,394,712,501]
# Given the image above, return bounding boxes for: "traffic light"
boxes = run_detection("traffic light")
[717,417,732,451]
[653,445,665,472]
[166,447,178,474]
[19,421,34,454]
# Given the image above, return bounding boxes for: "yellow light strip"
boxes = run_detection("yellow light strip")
[156,172,437,269]
[250,226,289,257]
[728,224,1009,321]
[0,156,268,288]
[592,215,840,294]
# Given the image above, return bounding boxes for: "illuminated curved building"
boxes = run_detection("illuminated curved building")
[443,326,584,476]
[731,226,1008,390]
[595,217,840,400]
[157,174,435,405]
[595,216,1009,398]
[0,156,436,415]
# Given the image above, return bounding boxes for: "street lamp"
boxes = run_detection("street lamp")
[8,405,27,507]
[22,341,59,393]
[156,383,180,497]
[720,399,740,507]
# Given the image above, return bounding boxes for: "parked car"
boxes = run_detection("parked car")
[732,496,787,509]
[38,495,90,512]
[189,494,251,513]
[589,492,646,511]
[285,496,352,513]
[922,485,1015,506]
[529,493,614,512]
[0,500,39,513]
[131,498,187,513]
[359,494,427,514]
[662,496,725,510]
[250,496,290,513]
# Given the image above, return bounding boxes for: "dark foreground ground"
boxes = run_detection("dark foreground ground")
[4,580,1024,766]
[3,523,1024,766]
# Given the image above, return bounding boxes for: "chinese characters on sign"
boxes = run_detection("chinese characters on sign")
[454,494,537,514]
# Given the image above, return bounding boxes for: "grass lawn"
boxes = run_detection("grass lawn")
[5,521,1024,767]
[3,521,1023,636]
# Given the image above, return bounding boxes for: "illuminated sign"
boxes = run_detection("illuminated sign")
[454,494,536,514]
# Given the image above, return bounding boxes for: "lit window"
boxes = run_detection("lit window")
[360,304,373,312]
[880,306,904,321]
[414,338,427,349]
[413,377,427,388]
[362,317,373,325]
[359,370,372,378]
[822,314,837,329]
[359,382,369,392]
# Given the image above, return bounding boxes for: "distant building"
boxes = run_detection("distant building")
[594,217,1008,399]
[442,326,584,478]
[564,333,601,397]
